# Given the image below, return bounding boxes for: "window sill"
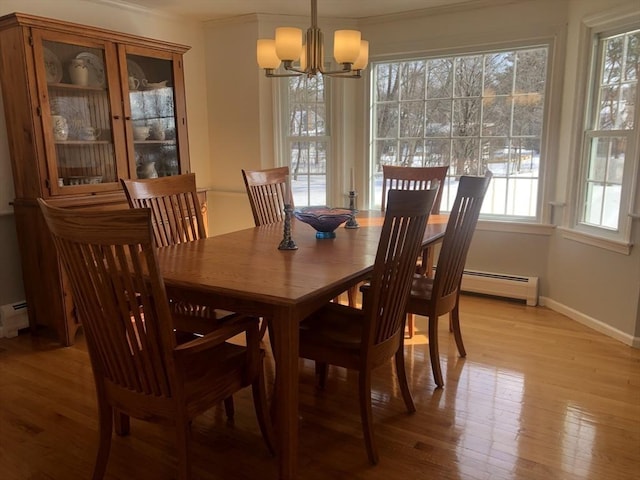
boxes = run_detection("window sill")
[476,220,555,236]
[558,227,632,255]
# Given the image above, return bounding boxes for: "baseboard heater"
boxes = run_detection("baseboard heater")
[460,270,539,306]
[0,301,29,338]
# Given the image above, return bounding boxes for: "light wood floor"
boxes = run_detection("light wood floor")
[1,294,638,479]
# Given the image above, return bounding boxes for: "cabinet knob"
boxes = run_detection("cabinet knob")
[113,115,120,120]
[125,116,131,120]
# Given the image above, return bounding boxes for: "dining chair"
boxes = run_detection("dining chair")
[121,174,234,333]
[37,199,275,480]
[242,166,292,226]
[298,188,438,465]
[404,171,493,387]
[241,166,292,338]
[348,165,449,335]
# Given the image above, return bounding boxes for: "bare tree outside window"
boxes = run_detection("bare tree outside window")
[371,46,548,217]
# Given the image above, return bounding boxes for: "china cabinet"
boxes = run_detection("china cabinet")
[0,12,195,345]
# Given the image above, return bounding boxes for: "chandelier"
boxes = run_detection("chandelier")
[256,0,369,78]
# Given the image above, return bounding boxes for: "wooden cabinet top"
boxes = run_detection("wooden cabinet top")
[0,12,190,54]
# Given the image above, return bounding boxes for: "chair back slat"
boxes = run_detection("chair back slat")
[433,172,493,308]
[365,189,437,346]
[242,167,291,226]
[381,165,449,213]
[38,200,176,398]
[121,174,207,248]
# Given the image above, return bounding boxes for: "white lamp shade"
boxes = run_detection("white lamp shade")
[333,30,361,64]
[352,40,369,70]
[275,27,302,61]
[257,39,281,69]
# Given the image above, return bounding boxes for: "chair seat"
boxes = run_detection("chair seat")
[182,342,253,416]
[409,274,434,301]
[300,303,365,351]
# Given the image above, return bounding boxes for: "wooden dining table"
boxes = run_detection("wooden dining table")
[155,211,447,479]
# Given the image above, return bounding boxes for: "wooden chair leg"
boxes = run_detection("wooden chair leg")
[394,340,416,414]
[175,420,191,480]
[405,313,415,338]
[315,361,328,390]
[347,285,358,307]
[358,371,378,465]
[428,315,444,388]
[258,317,268,340]
[450,302,466,357]
[224,396,235,420]
[114,410,130,436]
[92,397,113,480]
[251,366,277,456]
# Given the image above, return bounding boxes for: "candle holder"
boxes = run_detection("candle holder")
[345,190,360,229]
[278,203,298,250]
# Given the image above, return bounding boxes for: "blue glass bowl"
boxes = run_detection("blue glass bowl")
[293,207,353,239]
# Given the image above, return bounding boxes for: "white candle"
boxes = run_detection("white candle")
[286,175,292,205]
[350,168,355,191]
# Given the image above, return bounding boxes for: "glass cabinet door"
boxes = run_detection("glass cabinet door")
[35,34,125,193]
[124,49,182,179]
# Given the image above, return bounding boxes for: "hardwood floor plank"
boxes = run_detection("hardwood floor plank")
[0,295,638,479]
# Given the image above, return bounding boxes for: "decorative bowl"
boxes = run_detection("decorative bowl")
[294,207,353,239]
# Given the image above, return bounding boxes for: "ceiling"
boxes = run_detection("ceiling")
[99,0,495,21]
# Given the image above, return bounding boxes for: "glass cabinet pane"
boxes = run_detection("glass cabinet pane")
[126,53,180,178]
[42,40,117,188]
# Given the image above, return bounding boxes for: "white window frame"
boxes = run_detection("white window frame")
[566,8,640,254]
[367,40,555,224]
[274,76,332,207]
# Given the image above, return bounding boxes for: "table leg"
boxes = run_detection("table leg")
[271,307,299,479]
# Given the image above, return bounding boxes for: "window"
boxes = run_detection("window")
[281,75,330,206]
[576,26,639,243]
[370,46,549,219]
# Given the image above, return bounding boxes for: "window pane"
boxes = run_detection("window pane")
[583,136,626,228]
[514,48,547,94]
[597,85,620,130]
[512,93,544,136]
[453,98,481,136]
[482,96,511,136]
[484,52,514,96]
[400,101,424,137]
[400,61,426,100]
[376,103,398,138]
[624,31,639,81]
[426,99,451,135]
[427,58,453,98]
[375,63,399,101]
[399,139,424,166]
[454,55,483,97]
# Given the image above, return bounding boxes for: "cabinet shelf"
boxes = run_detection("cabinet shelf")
[134,140,176,145]
[47,82,106,92]
[55,140,111,145]
[0,12,191,346]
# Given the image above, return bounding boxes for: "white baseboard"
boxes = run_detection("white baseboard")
[539,296,639,348]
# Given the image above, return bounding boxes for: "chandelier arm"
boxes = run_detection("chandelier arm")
[325,71,363,78]
[264,70,305,78]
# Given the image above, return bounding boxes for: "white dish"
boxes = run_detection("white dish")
[126,59,146,83]
[43,47,62,84]
[75,52,106,87]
